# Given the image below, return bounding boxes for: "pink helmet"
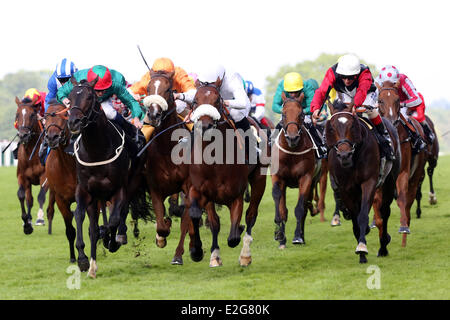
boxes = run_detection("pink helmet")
[188,72,198,83]
[378,65,400,84]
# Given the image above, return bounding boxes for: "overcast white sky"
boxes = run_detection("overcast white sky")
[1,0,449,103]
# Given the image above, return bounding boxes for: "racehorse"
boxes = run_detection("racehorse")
[142,69,202,265]
[67,78,152,278]
[325,100,400,263]
[414,115,439,218]
[188,80,269,267]
[376,82,426,246]
[271,92,321,249]
[14,96,49,234]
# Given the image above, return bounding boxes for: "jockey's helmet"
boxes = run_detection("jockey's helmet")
[245,80,254,95]
[378,65,400,84]
[283,72,303,92]
[197,64,225,84]
[56,58,78,79]
[87,65,112,90]
[24,88,41,101]
[336,54,361,76]
[152,57,175,73]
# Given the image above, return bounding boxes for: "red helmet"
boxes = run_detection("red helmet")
[87,65,112,90]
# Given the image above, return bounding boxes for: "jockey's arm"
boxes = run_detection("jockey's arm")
[400,76,423,108]
[223,73,250,110]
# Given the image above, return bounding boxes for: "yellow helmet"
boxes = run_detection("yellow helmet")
[24,88,41,101]
[283,72,303,92]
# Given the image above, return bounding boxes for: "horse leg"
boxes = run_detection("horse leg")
[415,179,423,219]
[55,195,76,263]
[272,178,287,248]
[108,189,127,253]
[396,171,410,235]
[355,181,376,264]
[206,202,222,267]
[87,202,100,279]
[99,201,111,249]
[187,187,204,262]
[293,175,313,245]
[74,187,90,272]
[151,190,171,248]
[228,197,244,249]
[318,159,328,222]
[35,184,47,226]
[47,189,55,234]
[172,204,191,265]
[428,159,437,204]
[329,175,342,227]
[18,183,33,235]
[240,170,266,266]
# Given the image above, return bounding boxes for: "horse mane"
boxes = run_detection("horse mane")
[332,100,349,112]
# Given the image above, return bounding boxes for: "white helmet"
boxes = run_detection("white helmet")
[197,64,225,83]
[378,65,400,84]
[336,54,361,76]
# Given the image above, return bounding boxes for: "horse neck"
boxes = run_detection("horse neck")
[80,109,112,153]
[153,106,180,148]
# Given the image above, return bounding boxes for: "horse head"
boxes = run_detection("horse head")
[15,96,40,144]
[44,103,70,149]
[67,77,100,134]
[191,79,223,132]
[281,91,305,148]
[376,81,401,124]
[326,100,362,168]
[143,70,175,127]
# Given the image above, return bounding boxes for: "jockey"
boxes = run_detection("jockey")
[377,65,433,147]
[245,80,267,125]
[272,72,328,158]
[129,57,196,141]
[24,88,46,117]
[311,54,395,161]
[45,58,78,111]
[57,65,145,156]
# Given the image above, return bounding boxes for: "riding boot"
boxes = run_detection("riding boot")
[407,125,427,153]
[38,140,48,166]
[374,121,395,161]
[305,122,328,159]
[12,146,18,159]
[420,122,435,145]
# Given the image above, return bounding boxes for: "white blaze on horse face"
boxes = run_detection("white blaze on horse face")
[338,117,348,124]
[389,107,393,117]
[153,80,161,95]
[21,108,27,126]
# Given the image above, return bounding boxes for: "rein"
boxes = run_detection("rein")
[274,128,314,156]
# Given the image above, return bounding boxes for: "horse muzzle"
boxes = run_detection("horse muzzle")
[336,150,354,168]
[285,133,300,148]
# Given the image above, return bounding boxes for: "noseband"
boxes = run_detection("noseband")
[69,83,101,128]
[378,86,401,125]
[281,99,304,135]
[329,111,357,153]
[17,106,40,143]
[44,106,70,146]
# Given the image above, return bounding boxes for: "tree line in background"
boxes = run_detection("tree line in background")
[1,53,448,152]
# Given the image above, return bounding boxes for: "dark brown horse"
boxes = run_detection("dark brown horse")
[188,80,269,267]
[67,78,151,278]
[142,70,202,265]
[325,100,400,263]
[271,93,321,249]
[15,96,50,234]
[414,115,439,217]
[376,82,427,246]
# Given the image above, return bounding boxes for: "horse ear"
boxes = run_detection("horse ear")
[15,96,21,106]
[214,77,222,89]
[375,81,382,91]
[167,71,175,79]
[298,92,305,104]
[70,76,78,86]
[394,80,401,89]
[150,69,157,78]
[281,91,287,102]
[31,95,39,106]
[88,75,99,88]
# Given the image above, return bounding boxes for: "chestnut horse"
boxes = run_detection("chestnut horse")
[271,93,321,249]
[414,115,439,218]
[67,78,152,278]
[376,82,426,246]
[14,96,50,234]
[142,70,201,265]
[188,80,269,267]
[325,100,400,263]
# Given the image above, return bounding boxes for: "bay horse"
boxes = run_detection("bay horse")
[67,78,152,278]
[271,93,321,249]
[14,96,50,234]
[414,115,439,218]
[188,79,269,267]
[376,82,427,246]
[142,69,202,265]
[325,100,400,263]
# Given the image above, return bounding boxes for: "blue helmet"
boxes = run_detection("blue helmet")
[55,58,78,79]
[245,80,254,95]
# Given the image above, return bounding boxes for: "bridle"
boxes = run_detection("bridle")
[378,86,401,125]
[281,98,304,136]
[329,111,358,153]
[16,104,41,144]
[146,73,177,124]
[44,106,70,147]
[69,83,101,129]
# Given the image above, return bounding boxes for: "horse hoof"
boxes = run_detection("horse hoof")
[228,237,241,248]
[133,229,140,238]
[190,247,204,262]
[78,258,89,272]
[292,237,305,245]
[377,248,389,257]
[369,220,376,229]
[70,258,76,263]
[209,257,223,268]
[278,244,286,250]
[155,235,167,248]
[35,219,45,226]
[429,193,437,205]
[239,255,252,267]
[116,234,127,245]
[23,225,34,235]
[330,215,341,227]
[398,226,410,234]
[355,242,368,254]
[108,240,121,253]
[171,256,183,265]
[359,254,368,264]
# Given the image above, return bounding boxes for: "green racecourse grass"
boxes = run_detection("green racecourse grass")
[0,156,449,300]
